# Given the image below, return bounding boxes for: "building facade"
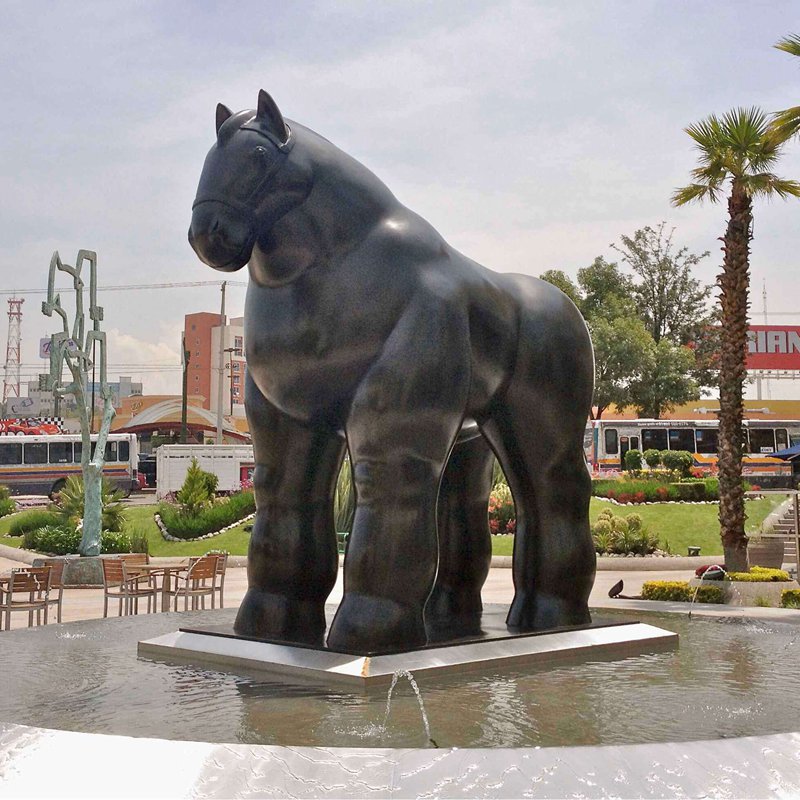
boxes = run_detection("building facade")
[183,312,246,419]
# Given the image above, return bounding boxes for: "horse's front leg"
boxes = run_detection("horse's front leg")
[327,301,470,653]
[235,374,345,645]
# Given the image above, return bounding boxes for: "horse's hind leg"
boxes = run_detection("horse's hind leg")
[235,374,345,645]
[426,434,494,640]
[481,391,595,631]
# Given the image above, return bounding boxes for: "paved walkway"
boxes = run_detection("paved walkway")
[0,548,705,631]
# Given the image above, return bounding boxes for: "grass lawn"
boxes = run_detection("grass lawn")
[0,495,789,560]
[490,495,787,558]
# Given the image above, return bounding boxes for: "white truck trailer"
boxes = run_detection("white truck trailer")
[156,444,254,499]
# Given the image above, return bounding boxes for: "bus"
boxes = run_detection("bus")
[586,418,800,487]
[0,433,139,497]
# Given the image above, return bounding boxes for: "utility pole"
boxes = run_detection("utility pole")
[215,281,226,444]
[180,332,190,443]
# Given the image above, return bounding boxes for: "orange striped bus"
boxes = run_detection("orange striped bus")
[0,433,138,497]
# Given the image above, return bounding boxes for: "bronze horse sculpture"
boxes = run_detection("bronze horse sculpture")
[189,90,596,654]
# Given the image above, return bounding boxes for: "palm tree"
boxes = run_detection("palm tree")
[771,35,800,142]
[672,107,800,572]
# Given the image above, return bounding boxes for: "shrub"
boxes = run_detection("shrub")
[670,482,706,502]
[489,483,515,535]
[32,524,80,554]
[52,475,127,532]
[641,580,723,604]
[100,530,132,554]
[781,589,800,609]
[591,510,659,555]
[625,513,643,532]
[7,509,61,536]
[0,484,14,518]
[727,567,791,582]
[30,525,132,555]
[703,477,720,501]
[128,529,150,556]
[643,449,661,468]
[623,449,643,472]
[592,478,686,503]
[176,458,216,516]
[661,450,694,477]
[158,489,256,539]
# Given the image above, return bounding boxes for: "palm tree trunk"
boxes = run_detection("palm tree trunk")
[717,179,751,572]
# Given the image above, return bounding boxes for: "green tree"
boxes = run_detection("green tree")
[672,106,800,571]
[538,269,581,306]
[576,257,635,320]
[629,339,699,419]
[588,315,653,419]
[176,457,215,516]
[609,222,712,345]
[771,34,800,142]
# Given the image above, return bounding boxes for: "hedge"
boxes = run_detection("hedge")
[641,580,723,604]
[157,490,255,540]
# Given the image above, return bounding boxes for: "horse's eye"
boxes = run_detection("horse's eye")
[254,146,268,157]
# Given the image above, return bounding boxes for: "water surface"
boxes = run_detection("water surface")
[2,608,798,748]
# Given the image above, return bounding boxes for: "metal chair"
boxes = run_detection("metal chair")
[101,558,158,617]
[165,554,218,611]
[0,566,52,630]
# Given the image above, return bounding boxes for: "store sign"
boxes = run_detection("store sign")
[746,326,800,370]
[39,337,78,359]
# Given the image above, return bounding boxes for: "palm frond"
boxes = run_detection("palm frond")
[775,34,800,58]
[671,183,720,206]
[684,115,724,153]
[769,106,800,143]
[745,173,800,199]
[720,107,770,151]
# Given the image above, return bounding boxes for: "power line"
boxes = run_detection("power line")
[0,279,247,297]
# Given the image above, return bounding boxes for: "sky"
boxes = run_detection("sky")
[1,0,800,400]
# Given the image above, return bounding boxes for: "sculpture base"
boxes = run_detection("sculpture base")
[138,606,678,689]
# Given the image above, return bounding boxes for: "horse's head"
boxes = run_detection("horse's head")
[188,90,299,272]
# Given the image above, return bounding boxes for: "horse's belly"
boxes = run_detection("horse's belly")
[245,339,371,426]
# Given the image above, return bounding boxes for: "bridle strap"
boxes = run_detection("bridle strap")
[192,124,294,212]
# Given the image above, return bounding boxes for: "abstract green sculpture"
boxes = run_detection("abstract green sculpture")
[42,250,114,557]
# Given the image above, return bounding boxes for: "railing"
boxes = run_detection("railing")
[746,489,800,571]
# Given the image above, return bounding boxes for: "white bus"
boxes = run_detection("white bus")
[0,433,139,497]
[586,418,800,487]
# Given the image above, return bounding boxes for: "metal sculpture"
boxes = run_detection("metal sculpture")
[189,91,596,653]
[42,250,114,557]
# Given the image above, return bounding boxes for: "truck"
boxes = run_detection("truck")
[156,444,254,499]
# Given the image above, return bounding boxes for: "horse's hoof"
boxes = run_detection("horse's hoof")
[234,590,326,646]
[327,594,426,653]
[506,594,591,632]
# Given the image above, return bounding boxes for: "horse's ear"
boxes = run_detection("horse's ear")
[256,89,289,143]
[216,103,233,135]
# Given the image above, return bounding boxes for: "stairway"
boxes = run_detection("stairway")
[773,499,800,565]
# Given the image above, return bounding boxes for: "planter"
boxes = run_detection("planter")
[747,538,785,569]
[689,577,800,608]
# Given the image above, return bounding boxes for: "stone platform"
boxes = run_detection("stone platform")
[138,605,678,689]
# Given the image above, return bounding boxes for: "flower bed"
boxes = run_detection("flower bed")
[156,490,256,540]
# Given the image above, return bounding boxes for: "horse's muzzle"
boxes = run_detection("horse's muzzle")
[188,200,255,272]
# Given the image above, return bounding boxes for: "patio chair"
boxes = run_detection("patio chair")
[101,557,158,617]
[37,558,66,623]
[118,552,150,578]
[164,554,218,612]
[0,566,52,630]
[205,552,228,609]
